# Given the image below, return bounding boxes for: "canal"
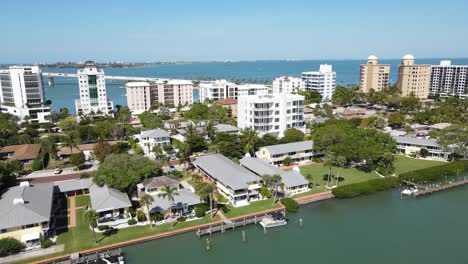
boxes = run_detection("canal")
[123,186,468,263]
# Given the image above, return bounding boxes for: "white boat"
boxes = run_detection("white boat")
[401,188,419,196]
[259,212,287,228]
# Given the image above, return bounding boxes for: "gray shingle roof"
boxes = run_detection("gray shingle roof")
[393,136,440,148]
[150,189,201,212]
[240,157,308,188]
[139,129,170,139]
[54,178,93,193]
[89,184,132,213]
[214,124,240,133]
[142,176,179,190]
[0,183,53,230]
[262,140,313,155]
[193,154,261,190]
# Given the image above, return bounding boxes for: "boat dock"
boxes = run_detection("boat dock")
[196,208,286,237]
[412,177,468,197]
[47,248,122,264]
[401,180,427,190]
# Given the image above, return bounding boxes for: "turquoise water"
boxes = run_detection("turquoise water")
[42,59,468,112]
[123,186,468,263]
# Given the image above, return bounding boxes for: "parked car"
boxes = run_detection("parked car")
[54,168,63,174]
[168,165,177,172]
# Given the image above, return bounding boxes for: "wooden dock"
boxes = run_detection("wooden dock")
[412,177,468,197]
[401,180,427,190]
[196,209,286,237]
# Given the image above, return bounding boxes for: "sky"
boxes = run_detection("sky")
[1,0,467,63]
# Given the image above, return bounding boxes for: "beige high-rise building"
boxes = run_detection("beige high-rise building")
[126,82,151,114]
[397,54,431,99]
[359,55,390,93]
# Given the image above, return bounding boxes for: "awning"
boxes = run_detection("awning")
[21,232,40,242]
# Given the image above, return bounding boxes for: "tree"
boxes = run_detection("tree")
[62,131,81,155]
[157,185,179,226]
[283,156,292,166]
[82,210,98,243]
[140,193,155,226]
[177,142,191,169]
[196,183,215,218]
[297,90,322,104]
[115,106,131,124]
[93,154,161,192]
[261,174,282,204]
[138,112,163,129]
[185,125,207,153]
[433,124,468,159]
[332,86,355,106]
[40,137,58,160]
[419,148,429,158]
[259,134,279,147]
[69,152,86,169]
[361,116,386,129]
[0,237,24,257]
[240,128,259,155]
[281,128,305,143]
[57,116,76,131]
[0,161,22,191]
[204,121,216,141]
[387,112,405,128]
[211,132,242,159]
[93,142,113,162]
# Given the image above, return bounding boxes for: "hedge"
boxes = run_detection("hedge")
[399,161,468,183]
[332,177,400,198]
[97,225,109,231]
[136,210,146,222]
[0,237,24,257]
[280,198,299,213]
[127,219,137,225]
[195,204,209,218]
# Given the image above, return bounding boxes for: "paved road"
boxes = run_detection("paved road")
[22,161,98,179]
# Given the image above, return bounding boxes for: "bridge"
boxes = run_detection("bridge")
[42,72,171,86]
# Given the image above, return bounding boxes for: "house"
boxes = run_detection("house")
[0,144,41,164]
[256,140,317,166]
[215,98,238,118]
[137,175,180,196]
[54,178,93,197]
[193,154,263,207]
[135,129,171,153]
[88,184,132,226]
[393,136,451,160]
[240,156,310,196]
[57,141,124,160]
[214,124,240,134]
[0,182,54,247]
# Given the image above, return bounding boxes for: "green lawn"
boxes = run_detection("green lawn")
[13,209,221,264]
[393,155,445,175]
[223,198,282,218]
[75,195,91,207]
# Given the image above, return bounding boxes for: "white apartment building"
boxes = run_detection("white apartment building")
[0,66,50,123]
[75,61,113,117]
[125,82,151,114]
[272,76,302,94]
[302,64,336,101]
[199,80,270,102]
[237,93,305,137]
[150,80,193,107]
[430,60,468,99]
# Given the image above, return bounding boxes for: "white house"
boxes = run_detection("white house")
[393,136,451,160]
[256,140,317,166]
[302,64,336,101]
[136,129,171,154]
[237,93,305,137]
[193,154,263,207]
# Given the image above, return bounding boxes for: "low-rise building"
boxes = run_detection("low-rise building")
[393,136,451,160]
[89,184,132,226]
[136,129,171,153]
[214,124,240,134]
[240,156,310,196]
[0,182,54,247]
[138,175,180,196]
[193,154,263,207]
[214,98,238,118]
[148,189,201,214]
[0,144,41,164]
[256,140,316,166]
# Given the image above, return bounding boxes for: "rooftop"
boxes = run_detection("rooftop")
[126,82,150,87]
[215,98,238,105]
[149,189,201,212]
[261,140,313,155]
[54,178,93,193]
[393,136,440,148]
[142,176,179,190]
[214,124,240,133]
[139,129,170,139]
[0,144,41,161]
[193,154,261,190]
[0,182,53,230]
[89,184,132,213]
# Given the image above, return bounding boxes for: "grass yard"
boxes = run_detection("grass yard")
[75,195,91,207]
[223,198,282,218]
[393,155,445,175]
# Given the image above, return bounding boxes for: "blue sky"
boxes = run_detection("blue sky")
[1,0,467,62]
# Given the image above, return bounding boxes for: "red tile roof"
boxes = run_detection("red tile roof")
[215,98,238,105]
[0,144,41,161]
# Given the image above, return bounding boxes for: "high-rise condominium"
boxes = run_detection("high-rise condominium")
[237,93,305,137]
[430,60,468,99]
[75,61,113,116]
[0,66,50,123]
[301,65,336,101]
[359,55,390,93]
[272,76,302,94]
[199,80,269,102]
[396,55,431,99]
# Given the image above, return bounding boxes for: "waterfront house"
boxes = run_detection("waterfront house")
[193,154,263,207]
[0,182,54,248]
[0,144,41,165]
[137,175,180,196]
[88,184,132,226]
[256,140,317,166]
[135,129,171,154]
[149,189,201,214]
[240,156,310,196]
[393,136,451,160]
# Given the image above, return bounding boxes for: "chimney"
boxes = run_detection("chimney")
[13,198,24,205]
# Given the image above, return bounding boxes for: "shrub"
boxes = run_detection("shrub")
[97,225,109,231]
[40,239,53,249]
[195,204,209,218]
[151,213,164,222]
[419,148,429,158]
[260,187,272,198]
[127,219,137,225]
[399,161,468,183]
[0,237,24,257]
[177,216,187,222]
[136,210,146,222]
[80,172,91,179]
[128,208,136,218]
[281,198,299,213]
[332,177,400,198]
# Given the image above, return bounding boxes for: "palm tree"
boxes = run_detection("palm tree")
[62,131,80,156]
[82,209,98,243]
[323,153,335,188]
[262,174,282,204]
[158,186,179,226]
[241,128,259,155]
[140,194,155,226]
[40,137,58,166]
[204,122,216,141]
